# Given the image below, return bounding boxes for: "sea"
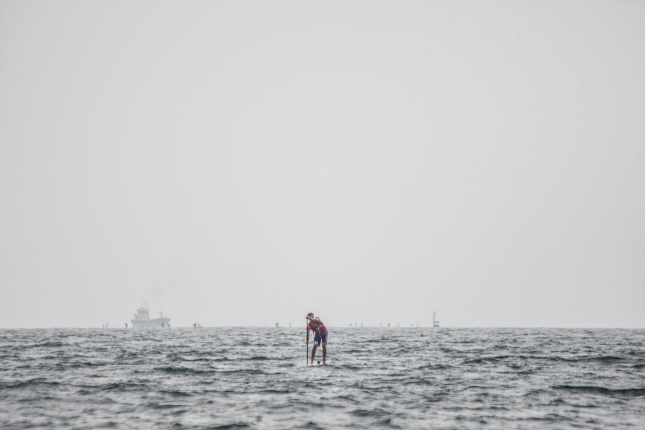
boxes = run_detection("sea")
[0,327,643,429]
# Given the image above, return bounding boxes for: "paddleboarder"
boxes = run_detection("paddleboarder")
[306,313,328,365]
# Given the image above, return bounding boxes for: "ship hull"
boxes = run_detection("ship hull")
[131,317,170,329]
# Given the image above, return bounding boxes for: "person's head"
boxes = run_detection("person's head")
[307,312,314,319]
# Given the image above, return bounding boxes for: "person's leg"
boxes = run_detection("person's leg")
[311,343,317,364]
[311,333,322,364]
[321,332,328,364]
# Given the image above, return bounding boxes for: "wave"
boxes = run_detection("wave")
[399,378,433,387]
[164,353,235,363]
[206,424,250,430]
[547,355,626,364]
[65,361,108,368]
[217,369,266,375]
[22,341,66,349]
[460,354,629,365]
[417,363,451,370]
[375,417,402,429]
[336,364,361,371]
[74,382,145,393]
[351,408,390,418]
[160,390,193,397]
[292,421,324,430]
[259,389,291,394]
[0,378,60,389]
[552,385,645,397]
[156,366,212,375]
[334,395,360,404]
[3,327,645,429]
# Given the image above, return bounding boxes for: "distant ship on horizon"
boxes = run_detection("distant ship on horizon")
[131,307,170,328]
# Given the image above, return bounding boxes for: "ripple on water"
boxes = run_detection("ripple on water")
[0,328,644,429]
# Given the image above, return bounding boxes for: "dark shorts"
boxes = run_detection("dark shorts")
[313,331,328,346]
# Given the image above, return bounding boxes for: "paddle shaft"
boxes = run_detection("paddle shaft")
[305,319,308,366]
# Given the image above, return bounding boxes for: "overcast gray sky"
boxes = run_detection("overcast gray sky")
[1,1,643,328]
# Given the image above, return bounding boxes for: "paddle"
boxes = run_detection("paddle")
[305,319,309,366]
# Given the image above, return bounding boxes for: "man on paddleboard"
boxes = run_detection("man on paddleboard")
[306,313,328,365]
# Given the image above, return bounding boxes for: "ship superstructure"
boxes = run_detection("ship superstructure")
[131,307,170,328]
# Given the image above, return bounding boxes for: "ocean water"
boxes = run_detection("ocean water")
[0,328,643,429]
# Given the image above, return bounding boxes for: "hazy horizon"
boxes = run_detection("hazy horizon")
[1,1,644,329]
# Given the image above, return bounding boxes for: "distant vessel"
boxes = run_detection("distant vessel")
[433,311,440,328]
[131,307,170,328]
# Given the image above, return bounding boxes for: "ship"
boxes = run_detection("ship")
[433,311,440,328]
[131,307,170,328]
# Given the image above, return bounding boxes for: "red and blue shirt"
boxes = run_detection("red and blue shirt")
[308,319,328,335]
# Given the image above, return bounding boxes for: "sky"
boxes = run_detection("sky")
[1,1,644,328]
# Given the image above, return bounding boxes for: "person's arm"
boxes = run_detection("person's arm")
[314,318,323,333]
[306,317,321,335]
[313,320,322,334]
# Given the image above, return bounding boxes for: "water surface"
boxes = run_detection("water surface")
[1,328,644,429]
